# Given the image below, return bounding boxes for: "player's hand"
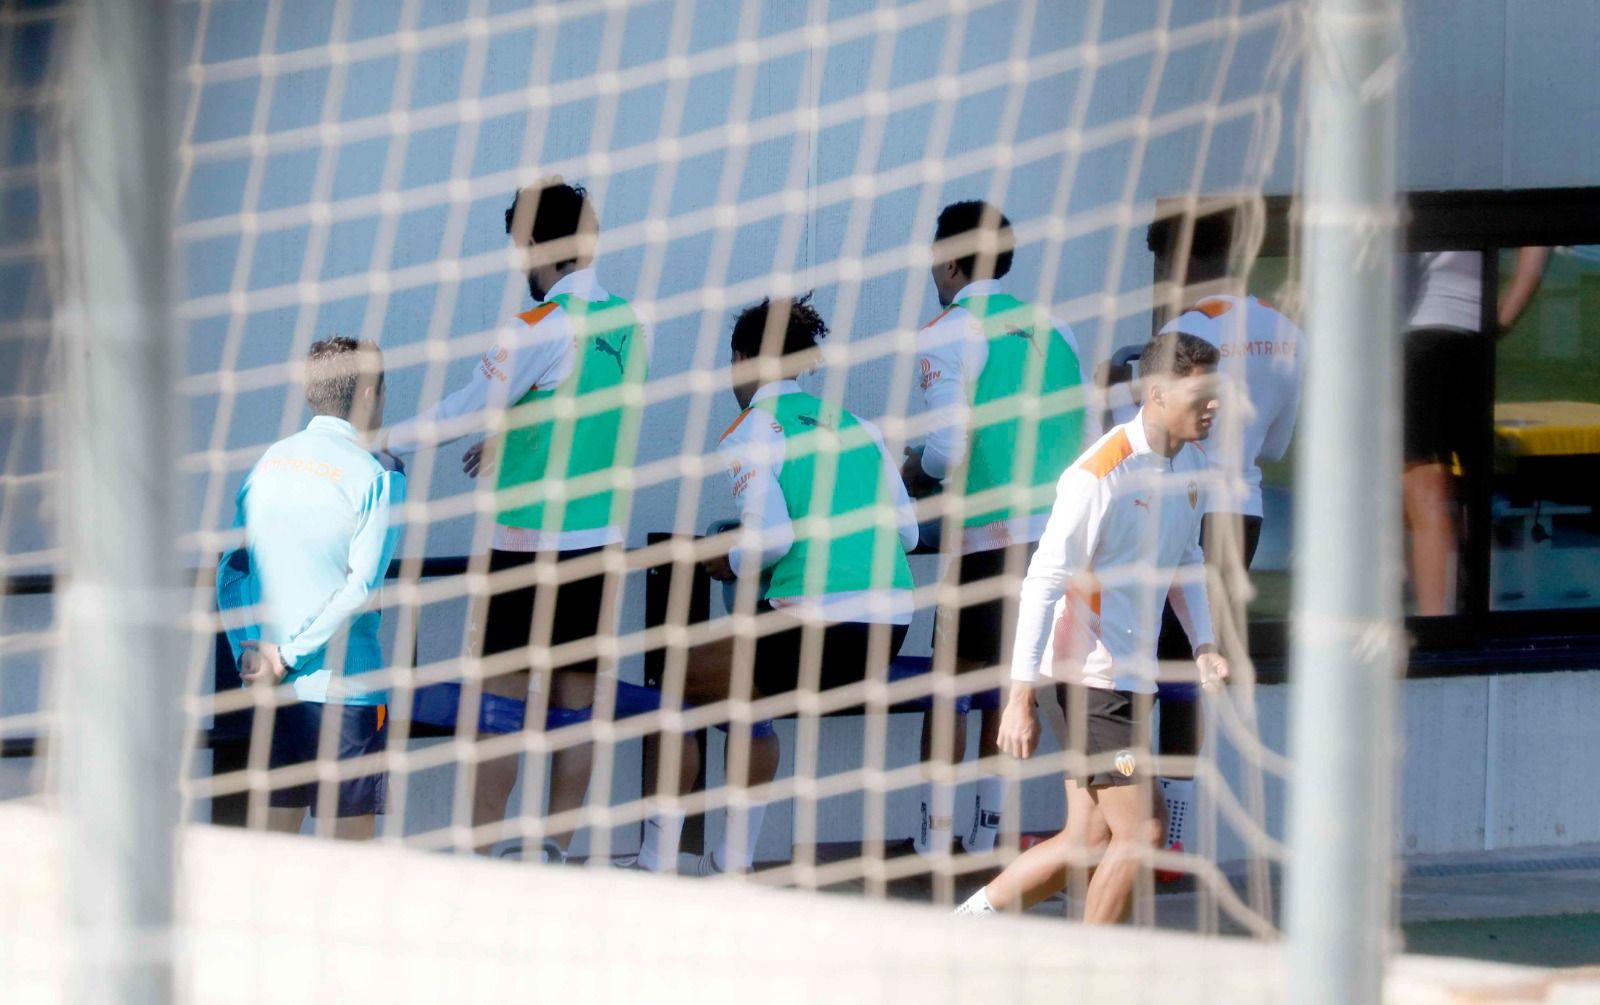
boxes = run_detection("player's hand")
[1196,650,1230,692]
[997,684,1042,760]
[901,446,940,499]
[462,440,493,479]
[238,639,287,685]
[702,554,736,582]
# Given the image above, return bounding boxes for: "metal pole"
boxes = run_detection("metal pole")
[57,1,180,1002]
[1286,1,1403,1003]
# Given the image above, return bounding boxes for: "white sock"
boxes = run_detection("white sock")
[955,887,995,916]
[639,812,684,872]
[963,777,1003,854]
[1160,778,1195,849]
[714,803,768,872]
[915,783,956,857]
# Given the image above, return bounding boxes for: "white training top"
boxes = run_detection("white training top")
[1158,294,1303,518]
[1011,411,1215,693]
[383,268,655,553]
[1407,250,1483,332]
[917,278,1084,553]
[718,379,920,626]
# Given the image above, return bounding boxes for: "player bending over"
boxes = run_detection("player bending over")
[625,294,919,874]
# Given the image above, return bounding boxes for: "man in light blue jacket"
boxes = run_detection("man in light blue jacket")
[217,337,405,839]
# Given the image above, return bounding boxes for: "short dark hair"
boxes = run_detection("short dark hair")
[305,337,384,418]
[505,180,596,268]
[1138,331,1219,381]
[730,293,827,362]
[1147,209,1234,285]
[934,200,1014,281]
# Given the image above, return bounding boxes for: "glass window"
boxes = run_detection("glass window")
[1490,246,1600,611]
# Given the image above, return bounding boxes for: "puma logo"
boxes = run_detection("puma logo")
[1133,498,1150,511]
[797,413,835,431]
[1006,325,1042,354]
[594,328,630,375]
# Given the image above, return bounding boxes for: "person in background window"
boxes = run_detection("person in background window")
[1403,248,1548,615]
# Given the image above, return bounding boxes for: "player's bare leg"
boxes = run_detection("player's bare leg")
[1081,781,1165,924]
[545,670,595,853]
[471,669,528,854]
[624,636,738,872]
[706,727,779,874]
[634,711,702,872]
[1404,461,1457,616]
[972,778,1107,913]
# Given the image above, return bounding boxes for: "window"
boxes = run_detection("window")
[1491,245,1600,611]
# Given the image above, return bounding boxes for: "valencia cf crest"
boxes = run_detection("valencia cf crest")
[1187,480,1198,510]
[1114,750,1137,777]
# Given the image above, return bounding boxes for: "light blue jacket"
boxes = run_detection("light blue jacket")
[217,416,405,705]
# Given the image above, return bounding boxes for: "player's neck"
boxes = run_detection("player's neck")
[1141,408,1183,459]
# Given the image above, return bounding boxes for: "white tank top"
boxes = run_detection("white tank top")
[1408,250,1482,332]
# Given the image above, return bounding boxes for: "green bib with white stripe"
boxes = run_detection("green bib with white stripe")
[754,392,914,601]
[954,293,1084,527]
[495,293,647,533]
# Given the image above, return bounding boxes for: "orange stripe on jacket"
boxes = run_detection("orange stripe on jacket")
[1078,428,1133,480]
[921,306,956,330]
[517,303,560,327]
[376,705,387,732]
[720,408,754,443]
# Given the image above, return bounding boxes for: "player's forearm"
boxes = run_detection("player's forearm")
[1497,247,1550,332]
[1009,587,1058,683]
[730,521,793,579]
[277,579,375,665]
[878,443,922,552]
[919,425,966,481]
[384,396,490,455]
[1168,578,1216,655]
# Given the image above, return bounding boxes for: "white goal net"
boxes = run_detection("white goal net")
[6,0,1560,1002]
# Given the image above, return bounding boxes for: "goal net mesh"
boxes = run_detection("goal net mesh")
[0,0,1351,997]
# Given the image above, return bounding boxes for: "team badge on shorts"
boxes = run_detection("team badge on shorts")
[1187,481,1198,510]
[1114,749,1137,777]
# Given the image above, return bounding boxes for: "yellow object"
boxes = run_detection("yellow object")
[1495,401,1600,458]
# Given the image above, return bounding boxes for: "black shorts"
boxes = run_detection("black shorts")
[750,613,909,698]
[268,701,387,817]
[943,541,1039,668]
[1404,327,1482,466]
[1056,684,1151,788]
[481,547,612,686]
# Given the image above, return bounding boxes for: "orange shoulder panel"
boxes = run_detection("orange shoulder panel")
[1078,428,1133,480]
[1190,298,1233,319]
[720,408,755,443]
[516,303,560,327]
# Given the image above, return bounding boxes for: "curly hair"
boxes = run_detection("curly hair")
[729,293,828,362]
